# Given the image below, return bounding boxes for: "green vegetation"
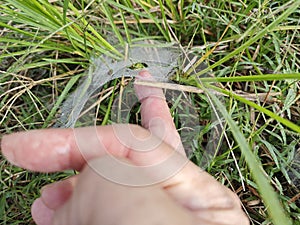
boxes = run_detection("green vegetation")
[1,0,300,224]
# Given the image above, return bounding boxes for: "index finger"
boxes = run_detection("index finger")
[135,70,184,154]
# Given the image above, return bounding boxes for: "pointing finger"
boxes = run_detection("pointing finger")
[134,70,184,154]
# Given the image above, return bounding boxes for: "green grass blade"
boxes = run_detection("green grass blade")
[0,20,36,37]
[3,0,122,59]
[207,84,300,133]
[205,88,293,225]
[187,73,300,83]
[100,2,124,46]
[118,4,131,44]
[63,0,69,25]
[43,74,83,128]
[191,0,300,77]
[106,0,170,41]
[101,79,118,125]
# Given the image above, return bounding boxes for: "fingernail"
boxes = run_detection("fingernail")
[1,135,20,167]
[138,70,151,79]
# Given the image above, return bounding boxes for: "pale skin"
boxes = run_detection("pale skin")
[1,71,249,225]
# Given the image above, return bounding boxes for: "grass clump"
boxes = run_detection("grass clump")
[0,0,300,224]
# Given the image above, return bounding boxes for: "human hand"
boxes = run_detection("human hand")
[1,71,249,225]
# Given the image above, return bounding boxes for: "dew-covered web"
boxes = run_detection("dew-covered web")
[55,40,182,128]
[54,40,209,159]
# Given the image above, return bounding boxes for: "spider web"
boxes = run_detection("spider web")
[55,40,181,128]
